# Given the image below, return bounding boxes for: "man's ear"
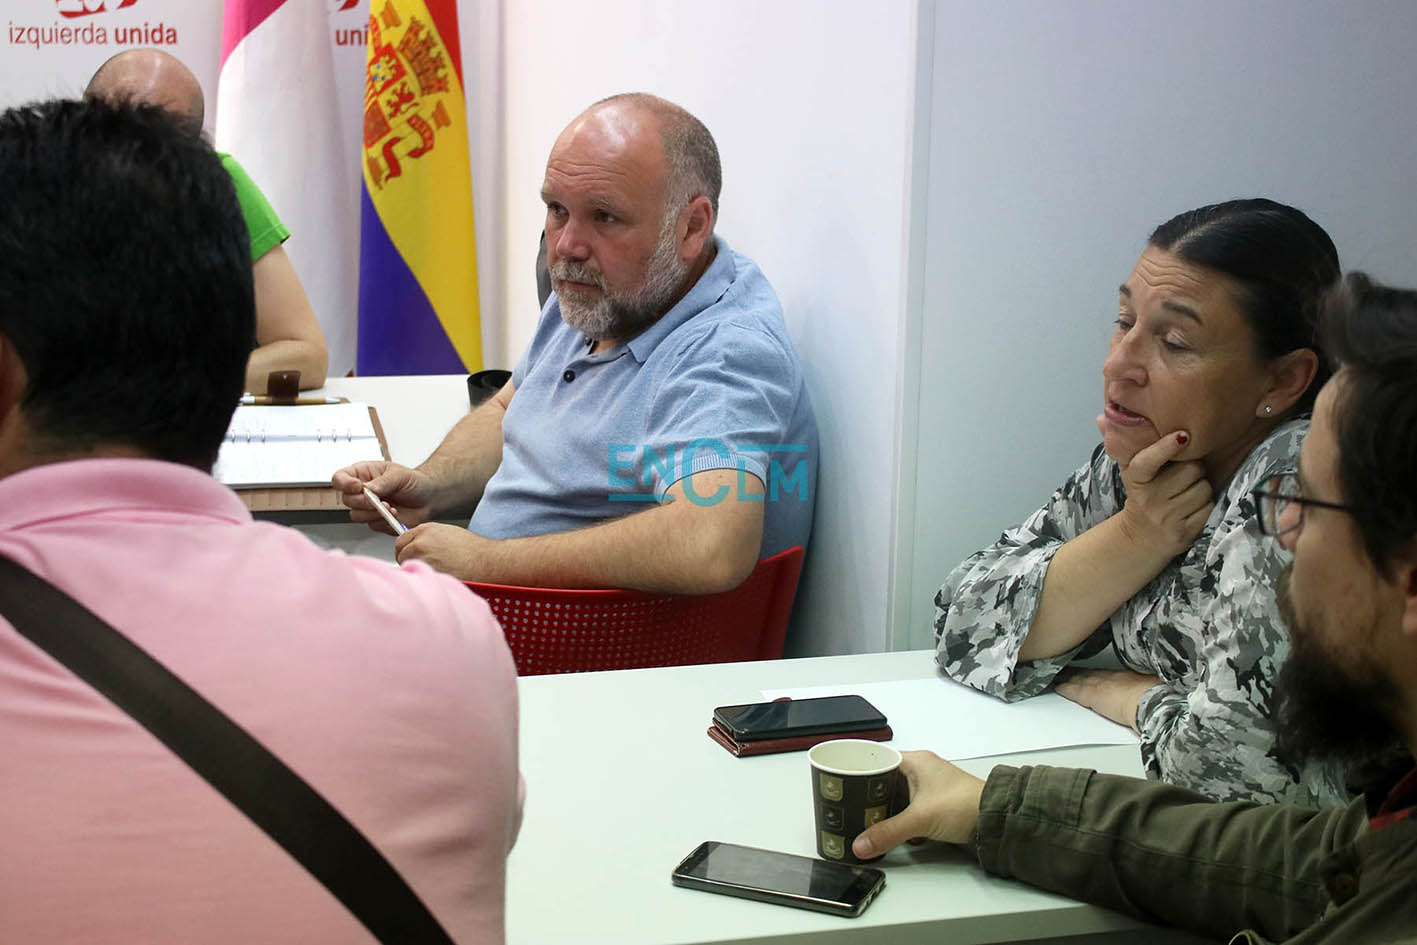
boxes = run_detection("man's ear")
[1261,348,1320,417]
[0,333,27,422]
[1400,554,1417,639]
[0,334,32,475]
[677,195,714,263]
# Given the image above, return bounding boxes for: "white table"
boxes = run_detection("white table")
[509,650,1205,945]
[319,374,473,467]
[293,375,472,558]
[288,386,1203,941]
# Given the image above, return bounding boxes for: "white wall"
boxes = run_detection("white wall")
[895,0,1417,649]
[501,0,920,655]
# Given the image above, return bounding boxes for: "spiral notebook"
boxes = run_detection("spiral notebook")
[215,403,390,489]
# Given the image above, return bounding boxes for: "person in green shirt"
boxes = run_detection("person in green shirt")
[858,272,1417,945]
[85,49,328,394]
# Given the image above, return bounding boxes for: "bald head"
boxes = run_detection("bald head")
[550,101,671,209]
[582,93,721,218]
[86,49,204,132]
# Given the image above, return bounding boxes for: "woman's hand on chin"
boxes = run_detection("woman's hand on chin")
[1115,431,1215,559]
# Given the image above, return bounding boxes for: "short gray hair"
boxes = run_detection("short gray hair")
[594,92,721,222]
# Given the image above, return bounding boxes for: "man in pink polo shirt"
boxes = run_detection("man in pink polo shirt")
[0,100,521,944]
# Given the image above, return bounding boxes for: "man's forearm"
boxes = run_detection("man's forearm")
[468,470,763,594]
[976,765,1350,942]
[417,397,507,517]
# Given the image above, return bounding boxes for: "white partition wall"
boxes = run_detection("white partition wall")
[893,0,1417,649]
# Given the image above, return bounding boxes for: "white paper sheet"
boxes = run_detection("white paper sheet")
[761,676,1139,761]
[214,403,383,488]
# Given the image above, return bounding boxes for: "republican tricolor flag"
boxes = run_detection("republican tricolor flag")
[357,0,482,374]
[217,0,359,375]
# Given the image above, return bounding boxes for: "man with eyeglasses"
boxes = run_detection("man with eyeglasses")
[852,272,1417,944]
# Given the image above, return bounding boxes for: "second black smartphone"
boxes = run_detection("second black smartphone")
[712,694,886,741]
[671,841,886,917]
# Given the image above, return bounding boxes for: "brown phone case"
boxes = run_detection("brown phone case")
[706,719,894,757]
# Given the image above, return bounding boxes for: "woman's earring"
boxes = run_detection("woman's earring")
[1263,404,1273,415]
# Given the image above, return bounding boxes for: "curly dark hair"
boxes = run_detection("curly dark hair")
[1321,272,1417,575]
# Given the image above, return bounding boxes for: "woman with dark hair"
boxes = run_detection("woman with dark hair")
[935,198,1346,806]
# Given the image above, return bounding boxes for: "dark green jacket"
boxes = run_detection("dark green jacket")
[976,765,1417,944]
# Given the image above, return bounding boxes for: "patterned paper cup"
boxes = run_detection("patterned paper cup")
[808,739,903,863]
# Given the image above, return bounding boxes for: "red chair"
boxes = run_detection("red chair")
[463,546,804,676]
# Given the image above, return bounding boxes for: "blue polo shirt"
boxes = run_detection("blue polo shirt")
[469,236,817,558]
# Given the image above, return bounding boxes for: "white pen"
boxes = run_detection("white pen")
[362,486,408,534]
[239,395,343,405]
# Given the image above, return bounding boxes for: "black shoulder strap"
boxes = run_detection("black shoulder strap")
[0,555,455,945]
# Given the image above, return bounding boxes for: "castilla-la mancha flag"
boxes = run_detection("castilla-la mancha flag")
[357,0,482,374]
[216,0,359,376]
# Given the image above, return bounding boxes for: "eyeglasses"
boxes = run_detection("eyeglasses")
[1251,472,1356,538]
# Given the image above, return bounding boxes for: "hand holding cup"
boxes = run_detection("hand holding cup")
[808,740,904,864]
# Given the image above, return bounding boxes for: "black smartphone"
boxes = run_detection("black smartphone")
[671,841,886,917]
[712,694,887,741]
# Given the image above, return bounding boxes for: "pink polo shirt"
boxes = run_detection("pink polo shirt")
[0,459,521,944]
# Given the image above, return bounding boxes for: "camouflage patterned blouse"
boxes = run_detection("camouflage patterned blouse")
[934,419,1346,807]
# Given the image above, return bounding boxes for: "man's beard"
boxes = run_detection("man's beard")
[553,216,689,342]
[1270,566,1405,768]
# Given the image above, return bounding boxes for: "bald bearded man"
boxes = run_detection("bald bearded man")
[86,49,328,393]
[336,94,818,595]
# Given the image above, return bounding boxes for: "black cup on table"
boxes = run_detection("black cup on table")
[808,739,904,863]
[467,369,512,407]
